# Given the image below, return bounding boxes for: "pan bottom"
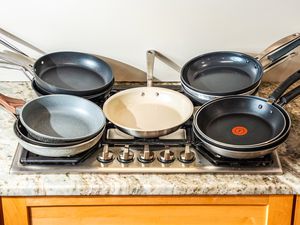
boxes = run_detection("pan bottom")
[203,114,275,145]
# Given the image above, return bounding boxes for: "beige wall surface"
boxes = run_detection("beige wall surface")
[0,0,299,81]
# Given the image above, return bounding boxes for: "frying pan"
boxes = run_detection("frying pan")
[181,33,300,102]
[103,51,194,138]
[0,94,106,143]
[0,50,114,96]
[14,124,105,157]
[147,33,300,104]
[192,89,293,159]
[193,71,300,155]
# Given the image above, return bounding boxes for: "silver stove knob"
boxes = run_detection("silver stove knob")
[118,145,134,163]
[138,145,154,163]
[179,145,195,163]
[158,148,175,163]
[97,144,114,163]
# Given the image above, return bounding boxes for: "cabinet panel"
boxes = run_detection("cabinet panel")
[31,205,266,225]
[2,195,293,225]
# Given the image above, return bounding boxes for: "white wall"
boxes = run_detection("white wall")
[0,0,300,81]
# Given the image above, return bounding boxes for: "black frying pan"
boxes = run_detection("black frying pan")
[193,71,300,151]
[0,50,114,96]
[181,33,300,99]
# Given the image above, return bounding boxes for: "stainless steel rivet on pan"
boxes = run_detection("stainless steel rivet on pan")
[41,61,44,64]
[258,104,263,109]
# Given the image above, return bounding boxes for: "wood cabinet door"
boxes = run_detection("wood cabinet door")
[294,195,300,225]
[2,195,293,225]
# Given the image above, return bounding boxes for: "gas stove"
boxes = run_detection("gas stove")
[10,82,283,174]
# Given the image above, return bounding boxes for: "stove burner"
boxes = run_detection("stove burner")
[20,145,99,165]
[196,145,273,167]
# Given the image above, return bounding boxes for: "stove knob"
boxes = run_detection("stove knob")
[138,145,154,163]
[97,144,114,163]
[179,145,195,163]
[118,145,134,163]
[158,149,175,163]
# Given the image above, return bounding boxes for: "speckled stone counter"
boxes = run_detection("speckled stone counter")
[0,81,300,196]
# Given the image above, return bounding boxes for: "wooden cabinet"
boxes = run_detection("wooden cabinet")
[1,195,293,225]
[294,196,300,225]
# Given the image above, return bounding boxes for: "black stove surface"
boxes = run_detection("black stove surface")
[20,145,99,165]
[195,145,274,167]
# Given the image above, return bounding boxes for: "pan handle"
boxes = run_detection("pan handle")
[0,51,35,81]
[146,50,181,87]
[0,27,46,55]
[0,93,24,115]
[258,33,300,70]
[268,70,300,103]
[277,85,300,106]
[268,38,300,62]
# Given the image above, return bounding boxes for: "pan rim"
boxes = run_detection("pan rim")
[33,51,114,94]
[193,95,288,148]
[181,51,263,95]
[103,87,194,133]
[19,94,106,142]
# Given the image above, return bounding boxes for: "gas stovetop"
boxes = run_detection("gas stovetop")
[10,82,283,174]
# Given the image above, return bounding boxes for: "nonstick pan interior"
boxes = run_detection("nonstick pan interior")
[181,52,263,95]
[34,52,114,95]
[194,96,286,147]
[20,95,106,142]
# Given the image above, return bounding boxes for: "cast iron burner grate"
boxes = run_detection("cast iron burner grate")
[101,121,194,147]
[195,145,274,167]
[19,144,99,165]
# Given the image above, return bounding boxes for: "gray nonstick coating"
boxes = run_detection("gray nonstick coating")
[20,95,106,143]
[34,52,114,96]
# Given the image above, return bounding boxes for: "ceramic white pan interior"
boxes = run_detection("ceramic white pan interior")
[103,87,194,138]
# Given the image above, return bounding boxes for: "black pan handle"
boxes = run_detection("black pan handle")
[277,85,300,106]
[268,71,300,103]
[268,38,300,62]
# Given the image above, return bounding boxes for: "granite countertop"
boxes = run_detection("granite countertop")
[0,81,300,196]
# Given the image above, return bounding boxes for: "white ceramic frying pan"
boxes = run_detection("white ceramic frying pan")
[103,51,194,138]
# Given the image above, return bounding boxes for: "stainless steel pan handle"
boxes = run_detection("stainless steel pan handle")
[146,50,181,87]
[0,51,35,81]
[0,27,46,55]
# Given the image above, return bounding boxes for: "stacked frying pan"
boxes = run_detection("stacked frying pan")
[192,71,300,159]
[148,33,300,104]
[0,94,107,157]
[0,46,114,102]
[181,34,300,104]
